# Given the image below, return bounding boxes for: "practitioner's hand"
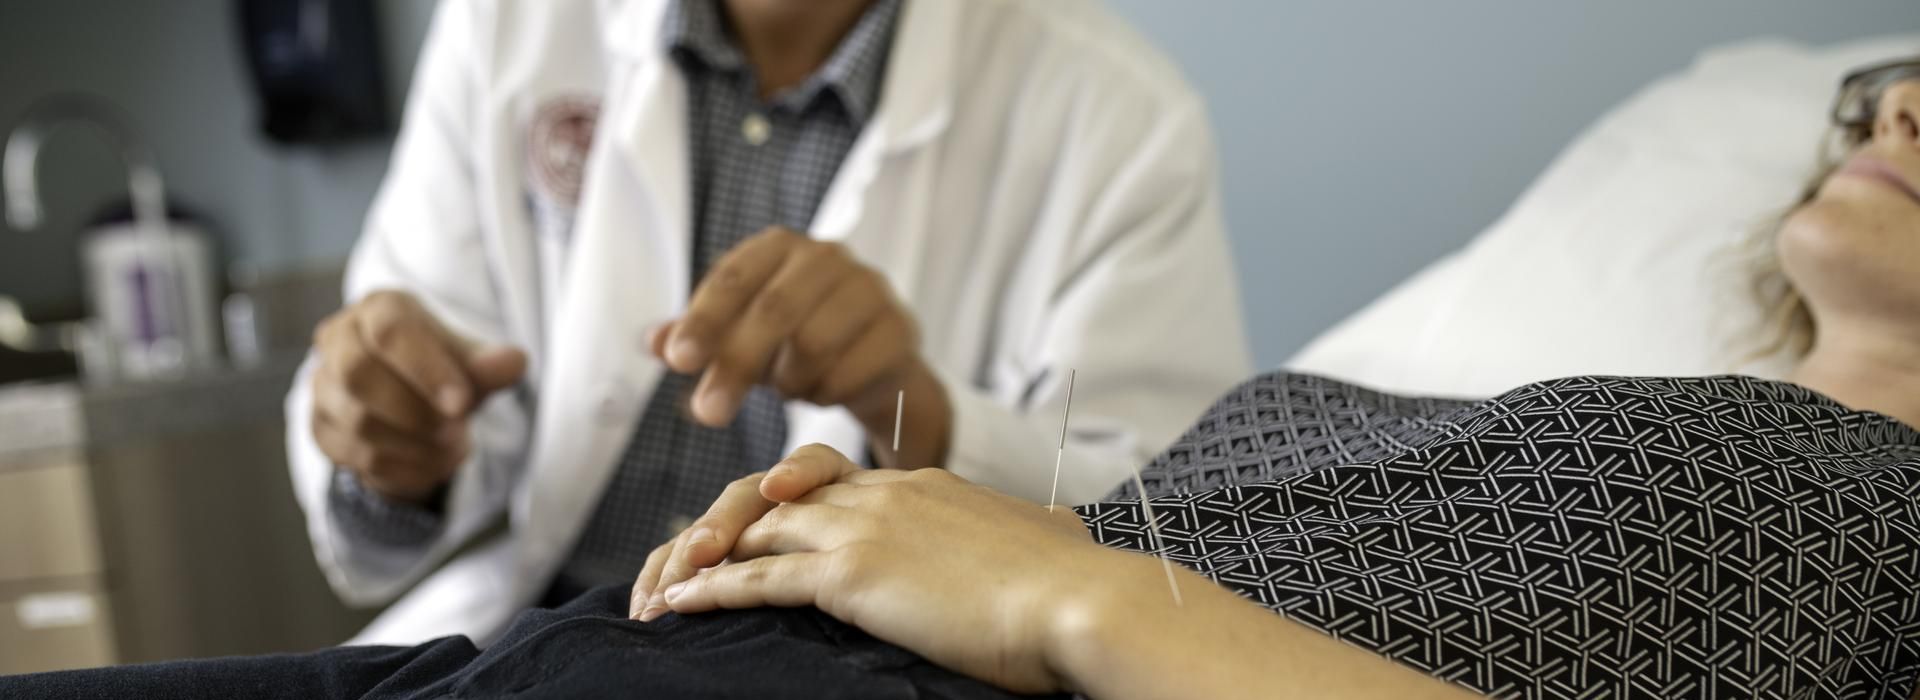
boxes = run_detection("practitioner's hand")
[629,443,857,621]
[310,290,527,505]
[649,227,951,468]
[653,446,1103,694]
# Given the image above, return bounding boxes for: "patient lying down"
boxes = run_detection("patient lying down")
[7,58,1920,700]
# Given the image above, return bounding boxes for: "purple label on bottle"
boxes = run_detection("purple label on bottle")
[127,262,172,346]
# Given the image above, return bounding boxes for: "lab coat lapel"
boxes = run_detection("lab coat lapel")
[809,0,955,243]
[514,39,690,581]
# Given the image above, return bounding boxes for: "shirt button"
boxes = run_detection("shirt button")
[741,113,771,146]
[597,377,639,426]
[596,393,629,426]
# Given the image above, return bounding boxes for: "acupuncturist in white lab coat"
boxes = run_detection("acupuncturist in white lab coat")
[285,0,1250,646]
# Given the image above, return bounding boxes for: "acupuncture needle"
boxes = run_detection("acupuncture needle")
[892,389,904,454]
[1129,468,1185,607]
[1047,370,1076,512]
[1047,368,1182,606]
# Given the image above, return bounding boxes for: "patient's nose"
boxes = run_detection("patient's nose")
[1878,79,1920,145]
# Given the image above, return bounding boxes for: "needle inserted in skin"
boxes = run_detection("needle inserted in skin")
[1047,370,1077,512]
[892,389,904,454]
[1046,369,1180,606]
[1128,469,1185,608]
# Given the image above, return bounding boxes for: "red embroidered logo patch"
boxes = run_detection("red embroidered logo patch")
[528,95,601,206]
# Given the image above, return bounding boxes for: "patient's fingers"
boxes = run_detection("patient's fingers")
[662,553,835,615]
[688,475,778,565]
[631,541,678,619]
[650,475,769,614]
[835,469,914,486]
[729,502,858,561]
[639,444,865,621]
[759,443,860,502]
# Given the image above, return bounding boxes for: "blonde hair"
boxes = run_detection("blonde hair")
[1742,123,1872,364]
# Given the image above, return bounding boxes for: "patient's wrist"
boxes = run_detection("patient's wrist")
[1038,549,1169,692]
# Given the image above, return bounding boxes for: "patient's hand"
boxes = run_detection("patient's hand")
[629,443,857,620]
[637,445,1472,699]
[643,445,1098,693]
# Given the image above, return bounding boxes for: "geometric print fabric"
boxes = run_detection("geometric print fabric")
[1079,373,1920,698]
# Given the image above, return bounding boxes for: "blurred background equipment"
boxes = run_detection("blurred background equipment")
[237,0,389,145]
[0,0,424,675]
[0,350,378,675]
[0,96,361,663]
[5,94,220,383]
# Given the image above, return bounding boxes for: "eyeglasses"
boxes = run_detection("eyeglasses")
[1832,58,1920,131]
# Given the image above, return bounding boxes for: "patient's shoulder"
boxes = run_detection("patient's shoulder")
[1121,371,1479,498]
[1470,374,1920,467]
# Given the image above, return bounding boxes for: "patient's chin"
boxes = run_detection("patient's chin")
[1779,198,1920,322]
[1780,200,1875,267]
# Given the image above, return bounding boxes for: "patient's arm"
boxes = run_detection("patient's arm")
[649,445,1474,698]
[1047,551,1474,699]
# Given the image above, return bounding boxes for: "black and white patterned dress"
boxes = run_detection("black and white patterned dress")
[1078,372,1920,698]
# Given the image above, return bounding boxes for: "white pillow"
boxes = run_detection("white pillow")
[1287,35,1920,398]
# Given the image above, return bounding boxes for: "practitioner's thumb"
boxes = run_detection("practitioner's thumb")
[466,345,528,398]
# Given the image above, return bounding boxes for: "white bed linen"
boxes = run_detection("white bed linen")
[1288,35,1920,398]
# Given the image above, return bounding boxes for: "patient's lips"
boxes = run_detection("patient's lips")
[1837,153,1920,205]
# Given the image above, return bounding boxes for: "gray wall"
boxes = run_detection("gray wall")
[4,1,1917,365]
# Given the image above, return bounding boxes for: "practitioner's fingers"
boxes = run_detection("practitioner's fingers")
[666,227,806,388]
[645,321,674,362]
[687,238,851,426]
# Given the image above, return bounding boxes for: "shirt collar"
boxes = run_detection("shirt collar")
[661,0,901,124]
[662,0,746,73]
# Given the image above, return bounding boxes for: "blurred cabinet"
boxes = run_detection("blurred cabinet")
[0,454,101,584]
[0,448,115,674]
[0,357,378,675]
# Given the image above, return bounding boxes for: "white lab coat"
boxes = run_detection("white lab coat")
[286,0,1250,646]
